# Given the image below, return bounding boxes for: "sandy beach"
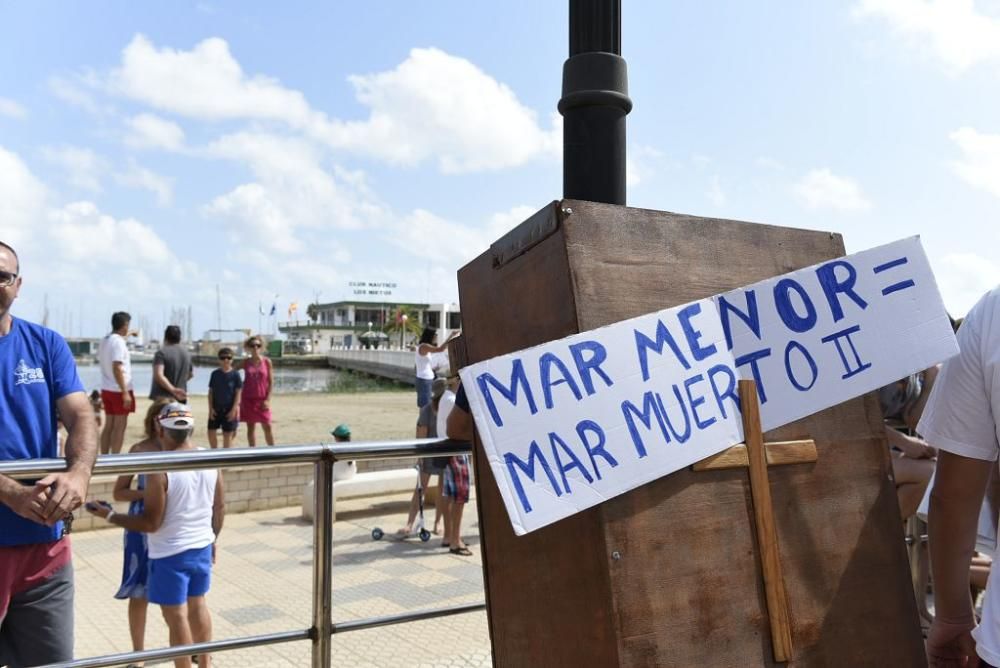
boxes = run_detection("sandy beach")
[120,390,420,449]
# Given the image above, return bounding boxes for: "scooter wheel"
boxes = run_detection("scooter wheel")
[419,529,431,542]
[371,528,384,541]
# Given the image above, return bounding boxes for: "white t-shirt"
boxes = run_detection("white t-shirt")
[98,332,132,392]
[148,466,219,559]
[437,389,456,438]
[918,285,1000,665]
[415,348,435,380]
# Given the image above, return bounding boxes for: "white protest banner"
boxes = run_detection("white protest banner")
[459,236,959,536]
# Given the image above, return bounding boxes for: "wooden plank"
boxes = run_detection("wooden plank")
[691,440,817,472]
[741,379,794,662]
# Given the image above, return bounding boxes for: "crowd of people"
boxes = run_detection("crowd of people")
[93,314,277,456]
[0,241,477,666]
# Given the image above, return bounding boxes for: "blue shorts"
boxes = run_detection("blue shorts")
[416,377,433,408]
[147,545,212,606]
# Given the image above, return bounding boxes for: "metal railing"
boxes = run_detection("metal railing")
[0,439,483,668]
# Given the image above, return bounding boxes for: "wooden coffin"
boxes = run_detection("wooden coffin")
[457,200,924,667]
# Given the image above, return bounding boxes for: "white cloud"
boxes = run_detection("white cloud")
[854,0,1000,73]
[0,97,27,119]
[389,209,487,264]
[329,48,560,172]
[0,146,48,248]
[39,145,107,192]
[204,183,301,253]
[47,75,109,115]
[707,175,727,207]
[106,35,557,173]
[935,251,1000,316]
[45,202,189,295]
[202,132,388,253]
[794,168,873,211]
[627,144,666,187]
[387,204,535,266]
[125,113,186,151]
[755,156,785,170]
[111,35,317,125]
[116,161,174,205]
[949,126,1000,197]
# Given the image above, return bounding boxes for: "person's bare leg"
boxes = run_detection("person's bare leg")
[110,414,129,454]
[448,501,468,550]
[261,423,274,446]
[222,430,234,449]
[442,497,453,547]
[160,603,193,668]
[207,429,218,449]
[433,475,445,534]
[399,472,431,534]
[128,597,148,660]
[100,416,113,455]
[187,595,213,668]
[246,423,257,447]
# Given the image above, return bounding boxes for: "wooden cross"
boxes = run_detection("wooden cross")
[692,379,818,664]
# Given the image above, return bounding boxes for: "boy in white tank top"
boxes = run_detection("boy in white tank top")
[89,402,225,668]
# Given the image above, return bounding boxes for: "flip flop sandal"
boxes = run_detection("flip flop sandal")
[450,546,473,556]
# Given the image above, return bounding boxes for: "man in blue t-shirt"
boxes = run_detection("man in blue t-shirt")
[0,241,98,666]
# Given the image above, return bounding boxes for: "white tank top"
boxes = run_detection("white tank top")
[415,348,435,380]
[147,467,218,559]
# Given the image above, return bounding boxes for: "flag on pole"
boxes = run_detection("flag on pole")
[288,302,298,319]
[269,303,276,316]
[258,302,265,316]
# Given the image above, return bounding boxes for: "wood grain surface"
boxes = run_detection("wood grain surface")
[740,379,794,662]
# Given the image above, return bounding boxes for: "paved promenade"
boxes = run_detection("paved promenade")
[72,493,491,667]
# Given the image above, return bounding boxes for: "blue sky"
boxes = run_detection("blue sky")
[2,1,999,339]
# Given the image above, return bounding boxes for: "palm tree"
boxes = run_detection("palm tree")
[383,306,422,347]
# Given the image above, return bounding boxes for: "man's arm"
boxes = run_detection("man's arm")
[927,451,992,664]
[36,390,98,524]
[906,365,939,432]
[212,471,225,538]
[97,472,167,533]
[113,361,132,408]
[884,425,934,458]
[446,403,473,441]
[229,387,242,420]
[154,360,186,402]
[0,475,49,524]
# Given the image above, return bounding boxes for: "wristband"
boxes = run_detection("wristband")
[106,510,115,522]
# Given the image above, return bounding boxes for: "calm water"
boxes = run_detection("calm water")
[76,362,402,396]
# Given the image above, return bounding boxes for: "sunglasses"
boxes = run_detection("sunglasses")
[219,356,233,361]
[0,271,18,288]
[249,343,262,348]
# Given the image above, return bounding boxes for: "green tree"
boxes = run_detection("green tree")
[383,306,422,347]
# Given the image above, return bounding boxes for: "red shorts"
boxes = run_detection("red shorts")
[101,390,136,416]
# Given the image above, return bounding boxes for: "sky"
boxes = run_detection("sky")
[2,1,999,340]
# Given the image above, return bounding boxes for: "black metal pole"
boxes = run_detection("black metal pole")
[559,0,632,205]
